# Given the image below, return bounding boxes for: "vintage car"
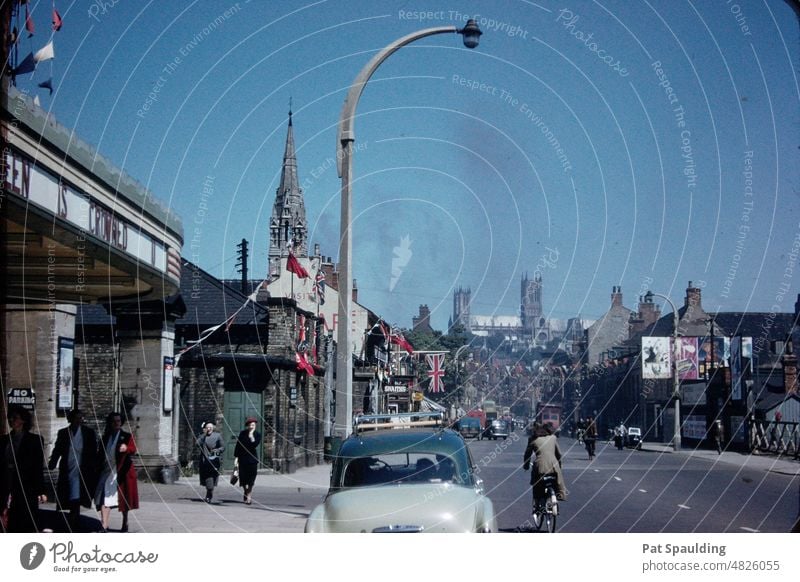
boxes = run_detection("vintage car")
[485,419,510,440]
[626,427,642,449]
[305,412,496,533]
[455,416,482,440]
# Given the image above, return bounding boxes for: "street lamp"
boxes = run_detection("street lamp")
[645,290,681,451]
[334,20,483,439]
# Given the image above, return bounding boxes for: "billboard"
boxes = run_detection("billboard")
[642,337,671,379]
[676,337,699,380]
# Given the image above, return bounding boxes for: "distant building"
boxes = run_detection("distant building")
[585,286,634,365]
[413,304,434,333]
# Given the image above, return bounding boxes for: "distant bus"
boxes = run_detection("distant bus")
[466,408,487,429]
[483,400,498,422]
[536,403,562,434]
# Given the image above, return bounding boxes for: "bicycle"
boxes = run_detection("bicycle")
[531,473,559,533]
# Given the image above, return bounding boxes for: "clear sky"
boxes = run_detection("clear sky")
[14,0,800,330]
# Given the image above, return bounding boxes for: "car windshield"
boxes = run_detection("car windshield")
[342,453,465,488]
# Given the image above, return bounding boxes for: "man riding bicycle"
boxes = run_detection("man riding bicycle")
[523,423,568,501]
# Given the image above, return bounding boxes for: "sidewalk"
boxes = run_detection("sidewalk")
[46,463,333,534]
[639,441,800,476]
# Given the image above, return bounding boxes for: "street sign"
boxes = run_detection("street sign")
[384,384,408,394]
[7,388,36,411]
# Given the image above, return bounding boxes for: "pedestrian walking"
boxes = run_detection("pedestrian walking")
[614,421,627,450]
[48,409,99,531]
[0,405,47,532]
[95,412,139,532]
[712,420,724,454]
[234,418,261,505]
[584,416,597,460]
[198,421,225,503]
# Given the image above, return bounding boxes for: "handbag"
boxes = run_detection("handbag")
[230,467,239,486]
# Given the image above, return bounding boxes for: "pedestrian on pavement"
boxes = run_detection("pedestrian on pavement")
[0,405,47,532]
[48,409,99,531]
[234,417,261,505]
[198,421,225,503]
[95,412,139,532]
[614,421,627,450]
[584,416,597,460]
[523,423,568,501]
[712,420,724,454]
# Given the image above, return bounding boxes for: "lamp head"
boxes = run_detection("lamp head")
[459,19,482,49]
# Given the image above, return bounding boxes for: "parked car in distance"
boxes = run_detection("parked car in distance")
[305,412,496,533]
[455,416,482,440]
[485,419,510,440]
[626,427,642,449]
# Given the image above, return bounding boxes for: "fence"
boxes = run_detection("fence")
[748,420,800,458]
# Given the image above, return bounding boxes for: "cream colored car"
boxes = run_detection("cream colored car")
[305,414,496,533]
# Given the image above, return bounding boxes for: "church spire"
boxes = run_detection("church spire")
[268,105,308,279]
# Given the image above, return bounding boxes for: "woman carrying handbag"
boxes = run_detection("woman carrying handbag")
[197,421,224,503]
[233,418,261,505]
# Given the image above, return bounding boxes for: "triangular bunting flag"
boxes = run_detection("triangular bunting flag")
[14,52,36,76]
[52,9,63,32]
[25,6,35,37]
[34,41,54,63]
[38,78,53,95]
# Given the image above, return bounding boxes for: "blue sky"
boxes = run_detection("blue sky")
[15,0,800,330]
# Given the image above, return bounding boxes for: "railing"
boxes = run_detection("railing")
[747,420,800,458]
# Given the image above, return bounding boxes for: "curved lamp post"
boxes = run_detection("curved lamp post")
[645,290,681,451]
[334,21,482,439]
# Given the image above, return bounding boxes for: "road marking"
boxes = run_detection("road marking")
[613,476,622,481]
[593,469,600,472]
[739,527,760,533]
[677,504,691,510]
[638,489,647,493]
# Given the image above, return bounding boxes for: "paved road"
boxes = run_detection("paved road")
[472,434,800,533]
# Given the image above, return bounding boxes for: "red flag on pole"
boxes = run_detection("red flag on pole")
[390,332,414,354]
[286,252,309,278]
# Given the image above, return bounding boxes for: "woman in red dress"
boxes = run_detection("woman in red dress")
[95,412,139,532]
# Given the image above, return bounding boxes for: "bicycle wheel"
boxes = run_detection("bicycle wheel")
[545,511,557,533]
[531,501,543,531]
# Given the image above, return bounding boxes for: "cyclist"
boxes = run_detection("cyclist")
[523,423,567,501]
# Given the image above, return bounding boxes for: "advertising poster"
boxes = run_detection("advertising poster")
[57,337,74,411]
[731,336,743,401]
[676,337,699,380]
[642,337,671,379]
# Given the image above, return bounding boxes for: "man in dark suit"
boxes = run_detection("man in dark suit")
[48,409,99,531]
[0,405,47,532]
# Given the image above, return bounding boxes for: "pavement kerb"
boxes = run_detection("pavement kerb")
[639,442,800,476]
[174,462,333,492]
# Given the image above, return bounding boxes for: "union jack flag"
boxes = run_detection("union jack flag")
[314,269,326,305]
[426,353,445,394]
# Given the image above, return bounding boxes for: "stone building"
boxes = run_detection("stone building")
[584,286,634,365]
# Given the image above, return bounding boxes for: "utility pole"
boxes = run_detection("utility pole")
[235,238,248,294]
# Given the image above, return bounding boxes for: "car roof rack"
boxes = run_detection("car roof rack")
[353,411,445,434]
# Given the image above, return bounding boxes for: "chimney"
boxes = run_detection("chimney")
[611,286,623,307]
[783,340,797,394]
[352,278,358,303]
[685,280,702,310]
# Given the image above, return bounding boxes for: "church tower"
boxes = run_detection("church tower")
[452,286,471,332]
[268,108,308,279]
[520,273,543,333]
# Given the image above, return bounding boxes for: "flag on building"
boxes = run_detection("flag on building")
[286,252,309,278]
[314,269,325,304]
[426,353,445,394]
[390,332,414,354]
[296,352,314,376]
